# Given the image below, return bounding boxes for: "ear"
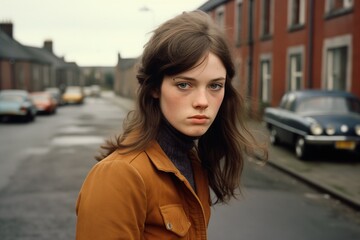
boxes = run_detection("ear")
[152,89,160,98]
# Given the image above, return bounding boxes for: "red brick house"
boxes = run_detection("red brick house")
[0,22,80,92]
[199,0,360,113]
[0,24,49,91]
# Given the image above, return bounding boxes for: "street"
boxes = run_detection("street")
[0,93,360,239]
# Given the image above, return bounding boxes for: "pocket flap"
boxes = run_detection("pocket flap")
[160,204,191,237]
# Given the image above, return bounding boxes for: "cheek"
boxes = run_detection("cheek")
[213,93,225,112]
[160,91,182,117]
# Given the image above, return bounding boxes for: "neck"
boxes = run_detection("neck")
[157,118,196,152]
[156,118,196,189]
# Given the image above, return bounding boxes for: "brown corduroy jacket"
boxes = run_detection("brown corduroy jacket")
[76,141,211,240]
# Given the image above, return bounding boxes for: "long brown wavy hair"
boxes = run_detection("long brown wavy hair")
[98,10,267,204]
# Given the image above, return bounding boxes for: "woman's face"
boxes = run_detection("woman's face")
[156,52,226,137]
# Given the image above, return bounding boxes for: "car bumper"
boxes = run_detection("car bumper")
[63,97,83,104]
[305,135,360,151]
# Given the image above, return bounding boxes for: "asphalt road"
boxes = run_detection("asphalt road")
[0,93,359,239]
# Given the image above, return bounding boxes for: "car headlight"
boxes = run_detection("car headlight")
[340,124,349,133]
[325,124,336,135]
[310,123,323,135]
[355,125,360,136]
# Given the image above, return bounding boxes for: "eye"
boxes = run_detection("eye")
[209,83,224,91]
[176,82,191,90]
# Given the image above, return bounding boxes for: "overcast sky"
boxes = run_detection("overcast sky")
[0,0,207,66]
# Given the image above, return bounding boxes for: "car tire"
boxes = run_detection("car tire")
[269,127,280,145]
[25,111,35,122]
[295,136,308,160]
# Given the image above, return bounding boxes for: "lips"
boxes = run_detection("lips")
[189,115,209,119]
[188,115,209,124]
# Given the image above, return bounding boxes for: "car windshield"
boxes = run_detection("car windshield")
[46,89,59,94]
[0,95,23,102]
[296,96,360,114]
[66,88,81,93]
[32,95,48,101]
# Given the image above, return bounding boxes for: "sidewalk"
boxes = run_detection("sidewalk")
[103,91,360,211]
[248,121,360,211]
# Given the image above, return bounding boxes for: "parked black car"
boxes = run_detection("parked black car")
[263,90,360,159]
[0,89,37,122]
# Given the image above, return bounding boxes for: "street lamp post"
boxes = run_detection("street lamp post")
[139,5,155,27]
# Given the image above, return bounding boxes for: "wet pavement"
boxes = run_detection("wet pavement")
[104,91,360,211]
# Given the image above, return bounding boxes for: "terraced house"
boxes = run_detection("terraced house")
[199,0,360,115]
[0,22,80,92]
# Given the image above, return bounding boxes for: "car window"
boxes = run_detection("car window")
[66,88,81,93]
[0,95,23,102]
[31,95,49,101]
[296,96,349,114]
[279,93,297,111]
[348,98,360,114]
[279,94,288,108]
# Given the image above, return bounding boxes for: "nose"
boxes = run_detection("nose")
[192,89,209,110]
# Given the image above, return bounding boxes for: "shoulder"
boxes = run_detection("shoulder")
[93,143,162,181]
[78,150,150,205]
[93,150,150,179]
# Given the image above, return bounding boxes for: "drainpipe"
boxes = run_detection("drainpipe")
[247,0,255,117]
[306,0,314,89]
[248,0,254,99]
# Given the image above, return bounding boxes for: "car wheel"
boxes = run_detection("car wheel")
[25,111,35,122]
[269,127,279,145]
[295,137,308,160]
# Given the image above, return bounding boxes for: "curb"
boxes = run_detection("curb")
[267,160,360,211]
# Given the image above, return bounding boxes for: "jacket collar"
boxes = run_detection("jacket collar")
[144,140,205,188]
[145,140,180,174]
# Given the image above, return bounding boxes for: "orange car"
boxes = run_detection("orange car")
[62,86,84,104]
[30,91,57,114]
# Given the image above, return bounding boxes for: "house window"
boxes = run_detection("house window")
[327,0,353,12]
[260,58,271,103]
[288,0,306,29]
[322,35,352,91]
[215,6,225,29]
[289,54,303,91]
[235,0,243,45]
[261,0,272,38]
[287,45,305,91]
[326,47,347,91]
[325,0,353,17]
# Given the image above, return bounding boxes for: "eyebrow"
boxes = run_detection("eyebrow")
[173,76,226,82]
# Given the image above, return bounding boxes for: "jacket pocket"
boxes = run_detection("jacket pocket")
[159,204,191,237]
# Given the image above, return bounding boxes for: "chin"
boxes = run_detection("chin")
[185,129,209,137]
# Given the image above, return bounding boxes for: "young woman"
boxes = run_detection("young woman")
[76,10,267,240]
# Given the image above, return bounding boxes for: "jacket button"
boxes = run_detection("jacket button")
[166,222,172,230]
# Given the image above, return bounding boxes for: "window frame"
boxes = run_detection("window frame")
[288,0,306,31]
[325,0,354,19]
[259,54,272,104]
[322,34,352,91]
[286,45,305,91]
[260,0,274,40]
[215,6,225,30]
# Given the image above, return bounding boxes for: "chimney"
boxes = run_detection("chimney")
[43,39,53,53]
[0,22,13,38]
